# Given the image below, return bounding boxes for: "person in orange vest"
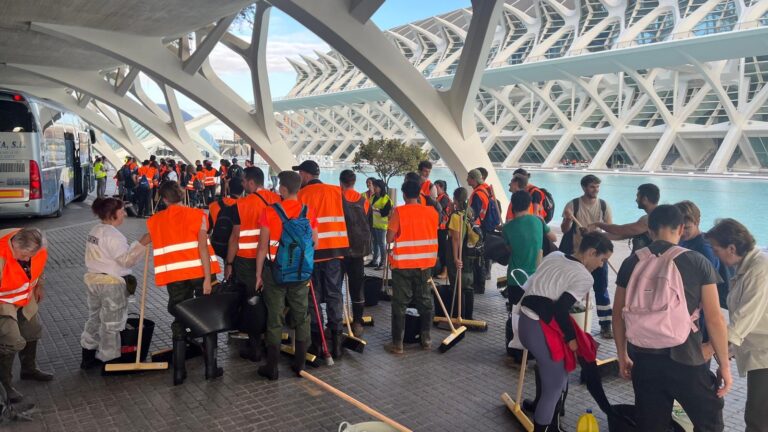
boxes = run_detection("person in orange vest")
[224,167,280,362]
[202,161,218,206]
[147,181,222,385]
[418,160,437,200]
[513,169,547,220]
[434,180,452,280]
[218,159,230,198]
[135,160,155,218]
[339,170,371,337]
[194,166,206,208]
[467,169,500,290]
[294,160,349,359]
[506,176,534,222]
[254,171,319,380]
[385,180,439,354]
[0,228,53,404]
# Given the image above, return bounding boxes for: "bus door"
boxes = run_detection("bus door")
[65,131,83,198]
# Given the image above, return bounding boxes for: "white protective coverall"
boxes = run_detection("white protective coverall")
[82,223,146,361]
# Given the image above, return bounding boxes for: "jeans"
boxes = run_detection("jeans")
[342,256,365,323]
[96,178,107,199]
[81,273,128,361]
[135,187,150,217]
[746,368,768,432]
[371,228,386,266]
[309,259,344,332]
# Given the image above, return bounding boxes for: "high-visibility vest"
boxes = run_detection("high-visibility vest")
[420,179,432,197]
[371,194,392,230]
[236,190,281,259]
[506,200,533,222]
[94,161,107,179]
[437,192,452,230]
[0,229,48,307]
[147,205,220,286]
[137,166,155,188]
[203,168,217,187]
[469,183,492,224]
[389,204,438,270]
[298,182,349,261]
[209,197,238,226]
[185,173,196,191]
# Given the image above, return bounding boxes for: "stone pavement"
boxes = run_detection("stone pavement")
[0,203,748,431]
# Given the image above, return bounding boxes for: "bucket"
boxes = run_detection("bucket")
[363,277,381,306]
[119,317,155,362]
[339,421,398,432]
[403,308,421,344]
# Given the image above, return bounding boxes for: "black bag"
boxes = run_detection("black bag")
[484,231,510,264]
[119,316,155,362]
[173,291,241,338]
[210,198,236,258]
[342,194,372,258]
[363,276,381,306]
[433,282,461,318]
[403,308,421,344]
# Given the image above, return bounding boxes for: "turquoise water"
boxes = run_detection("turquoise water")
[261,165,768,246]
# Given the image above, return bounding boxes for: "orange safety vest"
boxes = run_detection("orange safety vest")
[436,192,452,230]
[236,190,281,259]
[209,197,238,226]
[298,182,349,261]
[0,229,47,307]
[469,183,492,224]
[147,205,220,286]
[203,168,217,187]
[506,200,534,222]
[137,166,155,189]
[185,173,196,191]
[389,204,438,270]
[420,179,432,197]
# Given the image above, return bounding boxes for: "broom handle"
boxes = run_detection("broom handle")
[584,290,590,331]
[300,371,413,432]
[456,211,465,321]
[343,274,354,335]
[308,280,331,358]
[515,350,529,404]
[429,279,458,333]
[134,248,150,365]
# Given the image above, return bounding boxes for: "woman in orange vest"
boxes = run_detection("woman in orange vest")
[385,180,439,355]
[202,162,218,206]
[147,181,221,385]
[0,228,53,403]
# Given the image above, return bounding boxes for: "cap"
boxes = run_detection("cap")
[292,160,320,176]
[467,169,484,184]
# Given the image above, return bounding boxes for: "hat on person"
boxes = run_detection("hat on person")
[292,160,320,176]
[467,169,484,184]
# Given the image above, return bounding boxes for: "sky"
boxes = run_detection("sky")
[143,1,471,139]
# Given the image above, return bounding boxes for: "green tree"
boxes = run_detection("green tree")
[353,138,428,186]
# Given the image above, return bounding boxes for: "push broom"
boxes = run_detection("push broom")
[280,328,320,368]
[104,249,169,373]
[501,349,534,432]
[433,213,488,332]
[308,280,334,366]
[428,278,467,353]
[341,275,366,353]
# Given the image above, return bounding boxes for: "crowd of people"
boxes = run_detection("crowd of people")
[0,156,766,432]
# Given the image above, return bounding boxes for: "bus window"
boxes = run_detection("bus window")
[0,100,34,132]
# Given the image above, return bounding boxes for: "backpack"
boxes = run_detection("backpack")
[210,198,235,258]
[532,187,556,223]
[137,174,150,191]
[228,164,244,180]
[622,246,700,349]
[559,198,606,254]
[342,194,372,258]
[271,203,314,284]
[475,188,500,233]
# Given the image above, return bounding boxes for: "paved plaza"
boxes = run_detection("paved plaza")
[0,199,749,432]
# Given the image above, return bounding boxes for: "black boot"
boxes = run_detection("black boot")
[533,423,549,432]
[0,354,22,403]
[463,288,475,320]
[308,331,321,357]
[351,303,365,337]
[523,365,541,412]
[19,341,53,381]
[257,345,279,381]
[172,337,187,386]
[80,348,102,370]
[203,334,224,380]
[291,341,307,377]
[330,330,344,359]
[239,334,262,362]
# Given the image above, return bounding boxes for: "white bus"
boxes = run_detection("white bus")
[0,90,95,217]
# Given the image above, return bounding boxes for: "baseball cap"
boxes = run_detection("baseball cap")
[292,160,320,176]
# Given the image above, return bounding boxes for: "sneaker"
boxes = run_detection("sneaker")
[383,342,404,355]
[600,324,613,340]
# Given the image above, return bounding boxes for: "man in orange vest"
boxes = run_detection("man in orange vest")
[385,180,439,354]
[147,181,222,385]
[294,160,349,359]
[418,160,437,200]
[0,228,53,403]
[339,170,371,337]
[202,161,218,205]
[224,167,280,362]
[434,180,452,280]
[136,160,155,217]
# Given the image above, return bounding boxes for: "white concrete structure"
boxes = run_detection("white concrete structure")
[276,0,768,174]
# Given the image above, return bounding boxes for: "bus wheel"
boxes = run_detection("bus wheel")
[53,188,64,218]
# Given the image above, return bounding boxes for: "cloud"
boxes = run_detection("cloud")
[208,32,330,77]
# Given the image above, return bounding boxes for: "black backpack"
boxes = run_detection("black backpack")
[229,164,244,180]
[342,193,372,258]
[559,198,606,254]
[539,188,556,223]
[210,198,236,258]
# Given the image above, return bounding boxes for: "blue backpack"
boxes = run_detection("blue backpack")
[137,174,150,191]
[272,203,314,284]
[476,188,500,233]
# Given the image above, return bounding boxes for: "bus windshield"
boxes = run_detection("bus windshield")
[0,100,34,132]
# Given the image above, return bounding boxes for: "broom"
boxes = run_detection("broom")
[104,249,169,373]
[433,211,488,331]
[341,275,366,353]
[308,280,334,366]
[428,278,467,353]
[501,349,534,432]
[280,329,320,368]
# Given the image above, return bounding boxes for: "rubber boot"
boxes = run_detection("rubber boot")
[351,303,365,337]
[330,330,344,359]
[463,287,475,320]
[533,423,549,432]
[308,331,321,357]
[291,341,307,377]
[0,354,22,403]
[239,334,262,362]
[257,345,279,381]
[203,333,224,380]
[523,365,541,413]
[172,337,187,386]
[19,341,53,381]
[80,348,101,370]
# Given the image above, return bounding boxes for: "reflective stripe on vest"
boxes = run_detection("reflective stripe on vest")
[235,191,280,259]
[0,230,48,307]
[389,205,438,270]
[298,183,349,260]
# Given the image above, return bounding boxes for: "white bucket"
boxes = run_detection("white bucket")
[339,421,399,432]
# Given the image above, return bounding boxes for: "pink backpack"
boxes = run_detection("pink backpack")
[623,246,700,349]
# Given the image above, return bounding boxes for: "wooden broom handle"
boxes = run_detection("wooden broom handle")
[515,350,529,403]
[429,278,458,333]
[300,371,413,432]
[134,248,150,365]
[343,274,354,335]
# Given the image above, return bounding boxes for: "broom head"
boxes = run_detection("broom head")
[501,392,534,432]
[438,325,467,353]
[342,333,367,353]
